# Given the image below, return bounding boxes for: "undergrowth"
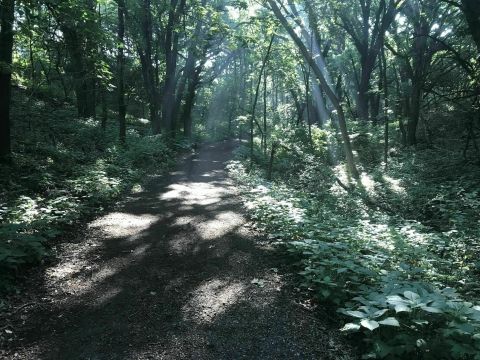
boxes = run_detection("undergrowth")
[0,93,178,292]
[228,124,480,359]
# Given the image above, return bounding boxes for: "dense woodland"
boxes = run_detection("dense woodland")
[1,0,480,358]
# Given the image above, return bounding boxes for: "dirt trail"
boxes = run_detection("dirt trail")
[2,141,352,360]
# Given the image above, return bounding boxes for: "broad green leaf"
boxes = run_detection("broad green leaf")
[420,306,443,314]
[372,309,389,318]
[361,319,379,331]
[403,291,420,301]
[378,317,400,327]
[341,323,361,332]
[394,304,411,313]
[345,310,367,318]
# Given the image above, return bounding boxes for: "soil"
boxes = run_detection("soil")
[1,141,354,360]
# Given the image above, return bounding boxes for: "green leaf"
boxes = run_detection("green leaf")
[372,309,389,318]
[345,310,367,318]
[361,319,380,331]
[341,323,361,332]
[378,317,400,327]
[403,291,420,301]
[420,306,443,314]
[394,304,411,313]
[416,339,427,348]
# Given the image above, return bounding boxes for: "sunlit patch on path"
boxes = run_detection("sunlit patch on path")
[183,279,246,323]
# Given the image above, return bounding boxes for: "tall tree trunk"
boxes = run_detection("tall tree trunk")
[0,0,15,162]
[407,16,429,146]
[382,46,389,169]
[356,54,372,121]
[161,0,186,138]
[137,0,160,132]
[117,0,126,144]
[84,0,97,118]
[263,66,268,155]
[462,0,480,54]
[101,85,107,131]
[62,25,96,118]
[250,34,274,162]
[268,0,359,179]
[181,69,200,140]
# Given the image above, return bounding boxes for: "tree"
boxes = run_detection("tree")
[335,0,403,122]
[250,34,274,161]
[117,0,126,144]
[392,0,443,146]
[0,0,15,162]
[267,0,360,179]
[461,0,480,54]
[160,0,187,137]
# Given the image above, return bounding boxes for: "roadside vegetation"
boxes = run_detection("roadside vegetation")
[0,89,176,291]
[230,122,480,358]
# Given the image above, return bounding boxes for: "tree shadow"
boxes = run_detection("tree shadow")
[3,140,353,359]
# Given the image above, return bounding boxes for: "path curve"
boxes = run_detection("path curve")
[2,141,352,360]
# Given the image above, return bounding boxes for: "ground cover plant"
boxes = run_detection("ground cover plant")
[0,91,176,290]
[229,122,480,359]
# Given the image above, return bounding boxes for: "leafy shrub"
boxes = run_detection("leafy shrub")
[341,284,480,359]
[229,150,480,359]
[0,100,175,290]
[0,224,48,272]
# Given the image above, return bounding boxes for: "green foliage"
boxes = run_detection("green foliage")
[0,224,48,270]
[229,133,480,359]
[0,98,174,291]
[341,285,480,359]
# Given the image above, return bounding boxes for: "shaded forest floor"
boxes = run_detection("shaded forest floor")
[1,141,353,359]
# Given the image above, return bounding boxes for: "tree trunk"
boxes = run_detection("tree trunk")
[462,0,480,54]
[117,0,126,144]
[263,67,268,155]
[250,34,274,162]
[101,86,107,131]
[137,0,160,132]
[356,56,371,121]
[161,0,186,138]
[0,0,15,162]
[268,0,359,179]
[407,16,429,146]
[382,46,389,169]
[62,26,96,118]
[181,68,201,140]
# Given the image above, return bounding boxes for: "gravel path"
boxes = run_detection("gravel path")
[1,141,353,360]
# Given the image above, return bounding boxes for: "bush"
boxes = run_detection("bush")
[228,141,480,359]
[0,99,175,291]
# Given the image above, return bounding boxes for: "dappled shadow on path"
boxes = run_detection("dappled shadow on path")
[3,141,352,360]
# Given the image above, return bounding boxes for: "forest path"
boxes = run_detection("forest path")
[2,141,351,360]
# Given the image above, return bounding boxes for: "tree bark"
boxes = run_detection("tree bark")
[117,0,126,144]
[181,68,200,140]
[136,0,160,131]
[339,0,402,121]
[381,46,389,169]
[160,0,186,138]
[59,0,97,119]
[0,0,15,162]
[250,34,274,162]
[461,0,480,54]
[268,0,359,179]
